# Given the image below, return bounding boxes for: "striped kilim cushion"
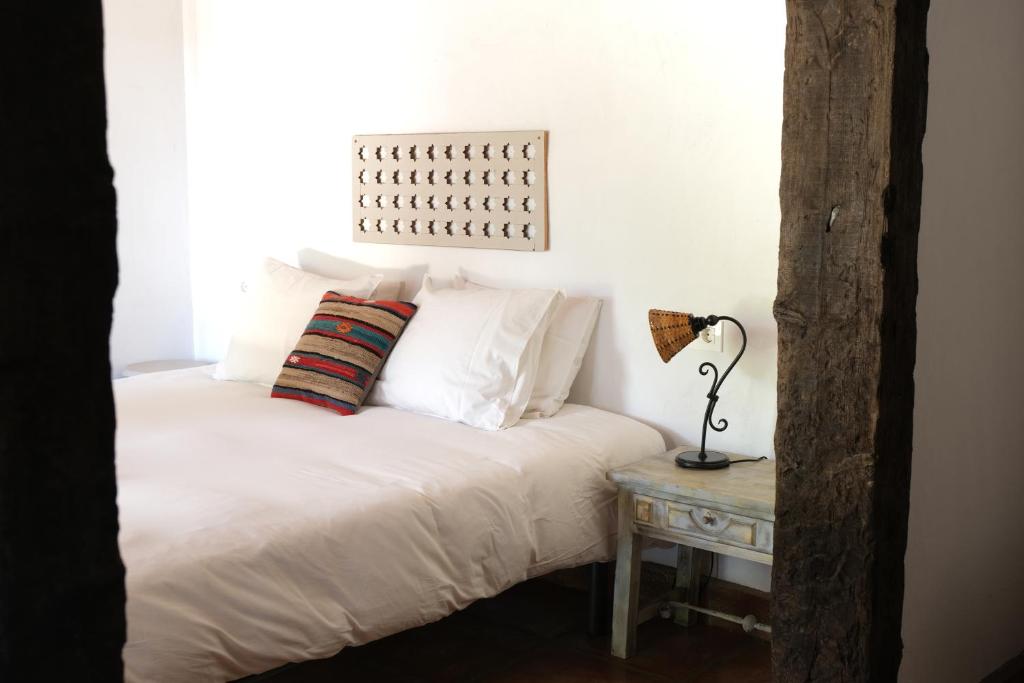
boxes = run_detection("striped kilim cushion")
[271,292,417,415]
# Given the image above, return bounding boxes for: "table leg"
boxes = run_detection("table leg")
[674,544,712,626]
[611,490,643,659]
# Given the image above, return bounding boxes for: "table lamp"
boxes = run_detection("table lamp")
[648,310,748,470]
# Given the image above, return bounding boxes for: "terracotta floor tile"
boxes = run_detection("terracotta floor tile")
[687,641,772,683]
[625,618,763,680]
[481,647,669,683]
[242,578,770,683]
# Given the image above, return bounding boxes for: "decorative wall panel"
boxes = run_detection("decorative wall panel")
[352,131,547,251]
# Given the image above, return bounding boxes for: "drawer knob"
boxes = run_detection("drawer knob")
[703,513,716,525]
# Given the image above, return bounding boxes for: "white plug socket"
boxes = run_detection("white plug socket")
[697,321,724,352]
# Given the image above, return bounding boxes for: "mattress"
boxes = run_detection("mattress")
[115,366,665,682]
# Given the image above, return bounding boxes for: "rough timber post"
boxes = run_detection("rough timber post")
[772,0,929,680]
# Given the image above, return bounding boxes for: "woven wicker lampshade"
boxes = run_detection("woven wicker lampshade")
[648,309,710,363]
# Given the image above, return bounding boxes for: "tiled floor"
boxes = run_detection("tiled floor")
[247,578,771,682]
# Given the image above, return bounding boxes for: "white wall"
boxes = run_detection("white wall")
[104,0,194,376]
[183,0,785,590]
[901,2,1024,680]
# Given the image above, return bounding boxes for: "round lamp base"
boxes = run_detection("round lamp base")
[674,450,731,470]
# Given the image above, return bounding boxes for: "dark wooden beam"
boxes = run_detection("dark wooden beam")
[772,1,929,681]
[0,3,125,680]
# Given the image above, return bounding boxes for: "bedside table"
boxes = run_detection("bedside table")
[122,360,208,377]
[608,447,775,658]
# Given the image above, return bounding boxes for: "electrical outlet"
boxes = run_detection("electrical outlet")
[696,321,724,352]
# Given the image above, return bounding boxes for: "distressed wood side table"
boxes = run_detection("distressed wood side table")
[608,448,775,658]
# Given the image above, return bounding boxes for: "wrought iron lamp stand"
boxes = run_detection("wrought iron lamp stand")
[675,315,747,470]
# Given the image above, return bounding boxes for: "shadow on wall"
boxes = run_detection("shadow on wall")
[901,2,1024,681]
[732,296,777,387]
[570,295,627,413]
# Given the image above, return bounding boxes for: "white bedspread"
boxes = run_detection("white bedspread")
[115,367,664,682]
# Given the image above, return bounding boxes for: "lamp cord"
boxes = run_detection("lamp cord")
[728,456,768,464]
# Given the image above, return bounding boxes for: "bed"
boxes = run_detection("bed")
[116,366,665,682]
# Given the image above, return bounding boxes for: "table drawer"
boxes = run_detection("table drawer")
[666,502,772,554]
[633,494,772,555]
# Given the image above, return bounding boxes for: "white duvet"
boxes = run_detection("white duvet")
[115,367,664,682]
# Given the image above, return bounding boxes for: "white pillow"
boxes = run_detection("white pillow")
[214,258,382,385]
[369,275,561,430]
[524,296,602,417]
[296,249,424,301]
[453,275,602,418]
[372,280,403,300]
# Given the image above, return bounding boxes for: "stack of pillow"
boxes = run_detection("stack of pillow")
[215,257,601,430]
